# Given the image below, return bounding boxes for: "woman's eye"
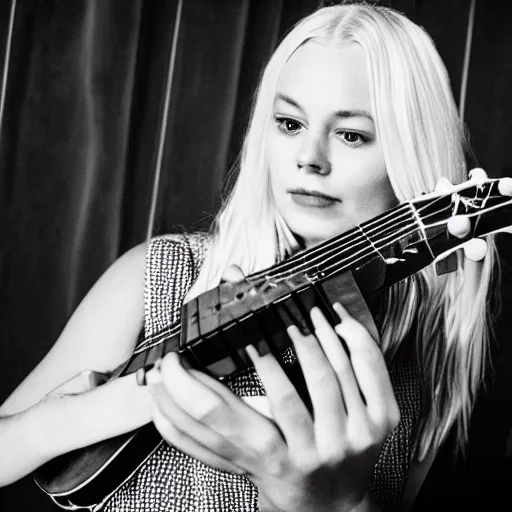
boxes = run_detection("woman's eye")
[338,131,367,146]
[275,117,302,134]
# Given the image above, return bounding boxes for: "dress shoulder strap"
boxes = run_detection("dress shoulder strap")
[143,232,210,339]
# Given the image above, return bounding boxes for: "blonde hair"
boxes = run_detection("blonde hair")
[187,3,498,459]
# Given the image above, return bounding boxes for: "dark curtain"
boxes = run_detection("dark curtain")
[0,1,322,510]
[0,1,511,511]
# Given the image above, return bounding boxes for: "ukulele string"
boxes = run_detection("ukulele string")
[250,204,414,282]
[259,184,491,284]
[301,184,507,282]
[256,206,419,283]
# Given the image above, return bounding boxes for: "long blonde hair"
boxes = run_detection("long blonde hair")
[187,3,498,460]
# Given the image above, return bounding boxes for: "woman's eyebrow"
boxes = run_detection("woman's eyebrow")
[275,92,374,122]
[275,93,305,113]
[334,109,374,122]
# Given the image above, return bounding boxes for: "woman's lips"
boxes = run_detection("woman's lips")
[289,190,339,208]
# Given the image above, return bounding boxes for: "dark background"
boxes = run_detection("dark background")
[0,0,511,510]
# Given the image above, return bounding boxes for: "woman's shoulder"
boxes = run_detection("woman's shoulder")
[105,231,211,294]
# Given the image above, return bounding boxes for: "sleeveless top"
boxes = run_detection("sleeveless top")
[103,233,422,512]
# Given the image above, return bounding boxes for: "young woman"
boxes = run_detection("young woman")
[144,3,505,511]
[0,2,508,512]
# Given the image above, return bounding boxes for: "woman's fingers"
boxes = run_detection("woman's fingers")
[307,308,364,419]
[241,395,273,420]
[191,361,294,481]
[148,367,235,456]
[157,353,232,431]
[148,372,245,475]
[152,352,289,477]
[285,308,362,458]
[286,325,345,433]
[158,353,271,448]
[246,345,315,457]
[251,303,398,457]
[333,303,399,431]
[151,406,244,474]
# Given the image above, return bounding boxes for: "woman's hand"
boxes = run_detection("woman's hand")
[147,292,398,512]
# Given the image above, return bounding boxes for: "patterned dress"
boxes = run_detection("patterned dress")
[103,233,421,512]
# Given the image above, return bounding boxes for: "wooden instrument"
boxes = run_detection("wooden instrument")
[33,178,512,510]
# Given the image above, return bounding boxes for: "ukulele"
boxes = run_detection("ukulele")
[33,178,512,511]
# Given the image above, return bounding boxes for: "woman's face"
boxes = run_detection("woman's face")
[267,42,397,248]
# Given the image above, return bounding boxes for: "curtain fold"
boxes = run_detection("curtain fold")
[154,0,252,235]
[0,0,146,394]
[67,0,145,309]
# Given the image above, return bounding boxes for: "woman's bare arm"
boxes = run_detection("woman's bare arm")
[0,242,149,486]
[0,372,153,486]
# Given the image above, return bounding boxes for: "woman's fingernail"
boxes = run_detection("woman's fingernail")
[333,302,347,320]
[310,307,323,323]
[287,324,301,338]
[246,344,260,362]
[145,368,162,386]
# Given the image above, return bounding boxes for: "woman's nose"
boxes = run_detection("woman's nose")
[296,134,332,176]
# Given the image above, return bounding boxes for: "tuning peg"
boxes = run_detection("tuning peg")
[468,167,488,182]
[462,238,487,261]
[498,177,512,196]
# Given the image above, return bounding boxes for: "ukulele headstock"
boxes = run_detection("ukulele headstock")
[412,177,512,241]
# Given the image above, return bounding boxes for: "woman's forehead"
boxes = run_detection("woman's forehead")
[276,42,372,115]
